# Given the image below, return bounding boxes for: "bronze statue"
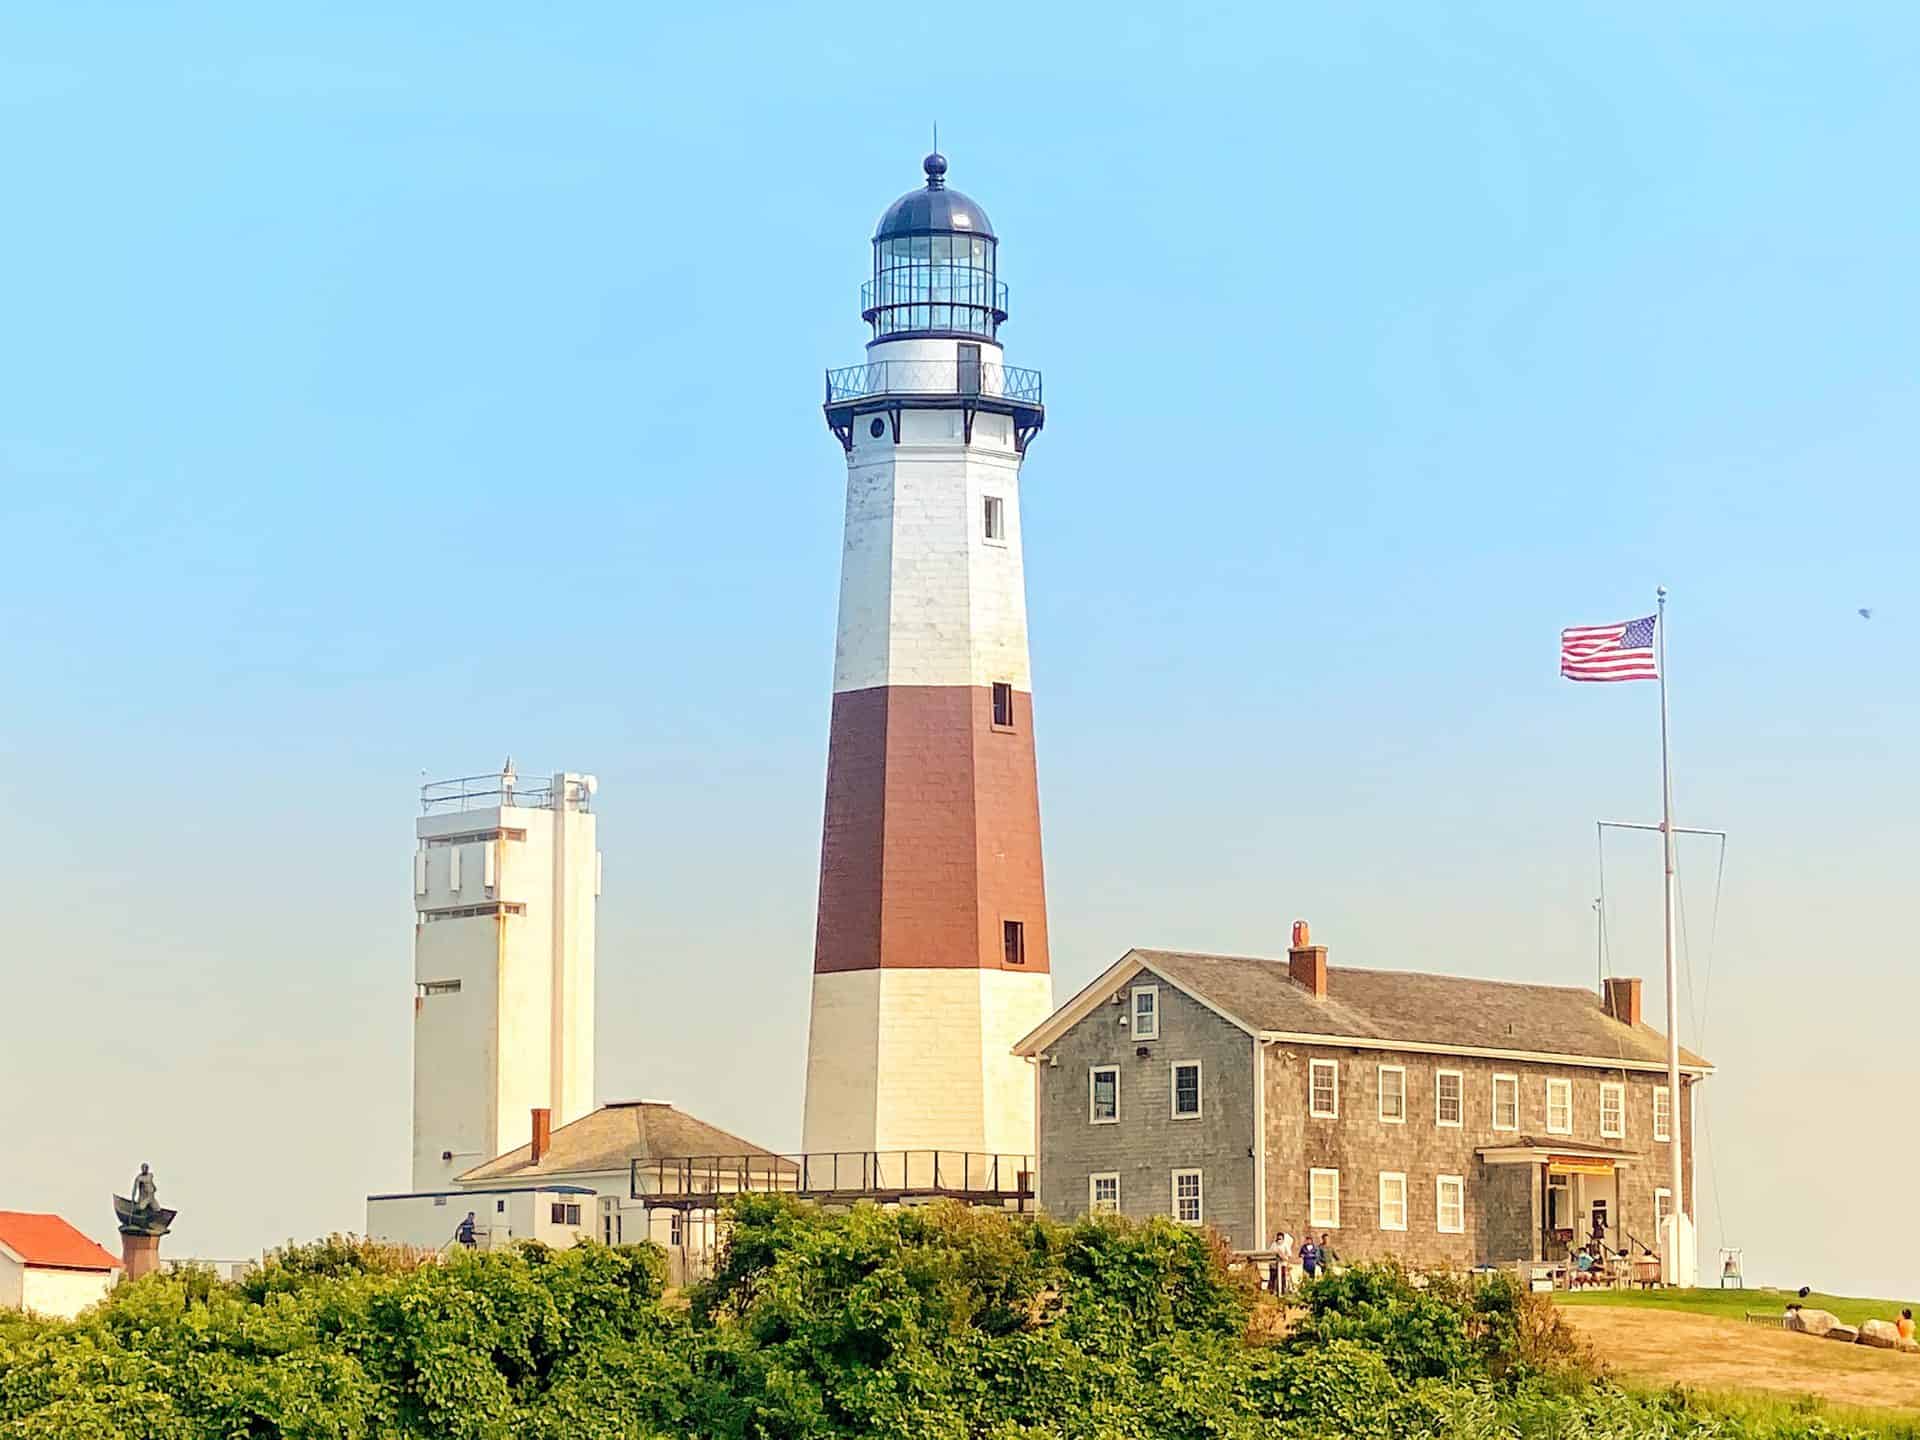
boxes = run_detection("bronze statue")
[114,1163,176,1238]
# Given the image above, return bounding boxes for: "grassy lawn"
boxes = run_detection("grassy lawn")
[1558,1305,1920,1423]
[1559,1285,1917,1329]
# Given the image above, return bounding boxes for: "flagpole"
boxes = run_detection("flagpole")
[1656,585,1689,1281]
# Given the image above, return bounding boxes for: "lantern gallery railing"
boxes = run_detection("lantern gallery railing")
[631,1151,1035,1207]
[825,361,1043,407]
[861,270,1009,339]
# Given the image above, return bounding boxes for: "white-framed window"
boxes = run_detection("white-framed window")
[1492,1074,1519,1131]
[1546,1078,1573,1135]
[1599,1082,1625,1139]
[1089,1065,1119,1124]
[1089,1172,1120,1214]
[1653,1085,1672,1143]
[1309,1059,1339,1118]
[668,1212,683,1246]
[1435,1069,1463,1128]
[1654,1187,1673,1233]
[1378,1065,1407,1123]
[1172,1169,1203,1225]
[1436,1175,1465,1234]
[1130,985,1160,1041]
[983,494,1006,543]
[1171,1061,1202,1119]
[1309,1168,1341,1229]
[1378,1172,1408,1231]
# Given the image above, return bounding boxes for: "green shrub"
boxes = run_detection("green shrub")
[0,1209,1870,1439]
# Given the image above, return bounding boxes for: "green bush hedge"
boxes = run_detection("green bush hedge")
[0,1203,1903,1438]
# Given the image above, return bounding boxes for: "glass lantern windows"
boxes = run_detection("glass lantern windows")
[867,231,1000,339]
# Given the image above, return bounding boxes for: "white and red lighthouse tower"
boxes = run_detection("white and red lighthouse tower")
[802,153,1053,1161]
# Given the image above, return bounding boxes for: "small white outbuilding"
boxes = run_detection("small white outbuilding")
[0,1211,122,1319]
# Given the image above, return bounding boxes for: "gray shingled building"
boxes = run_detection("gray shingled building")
[1012,937,1710,1270]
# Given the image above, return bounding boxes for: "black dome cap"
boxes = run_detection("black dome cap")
[874,152,996,242]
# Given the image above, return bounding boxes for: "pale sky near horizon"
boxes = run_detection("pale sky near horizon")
[2,4,1916,1301]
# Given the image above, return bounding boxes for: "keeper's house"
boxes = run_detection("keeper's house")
[1012,933,1710,1268]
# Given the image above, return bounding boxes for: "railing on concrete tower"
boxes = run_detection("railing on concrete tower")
[420,772,593,814]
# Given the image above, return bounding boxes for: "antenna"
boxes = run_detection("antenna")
[933,121,939,155]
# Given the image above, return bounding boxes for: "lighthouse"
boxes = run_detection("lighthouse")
[802,153,1054,1162]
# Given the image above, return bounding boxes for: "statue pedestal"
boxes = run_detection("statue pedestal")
[121,1232,162,1281]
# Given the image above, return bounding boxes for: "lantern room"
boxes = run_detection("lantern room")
[863,153,1007,341]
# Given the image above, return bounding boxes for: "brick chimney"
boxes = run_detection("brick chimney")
[530,1107,552,1164]
[1602,977,1643,1027]
[1288,920,1327,1000]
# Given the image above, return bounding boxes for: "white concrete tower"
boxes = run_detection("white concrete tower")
[803,153,1054,1162]
[410,765,601,1190]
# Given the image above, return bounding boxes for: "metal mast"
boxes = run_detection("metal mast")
[1655,586,1687,1265]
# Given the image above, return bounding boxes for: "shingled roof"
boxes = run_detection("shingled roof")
[1015,948,1711,1072]
[457,1101,787,1184]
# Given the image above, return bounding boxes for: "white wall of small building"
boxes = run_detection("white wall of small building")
[365,1188,595,1252]
[2,1261,116,1319]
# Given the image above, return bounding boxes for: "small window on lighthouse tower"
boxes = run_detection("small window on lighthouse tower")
[1003,920,1026,966]
[991,682,1015,728]
[983,494,1006,543]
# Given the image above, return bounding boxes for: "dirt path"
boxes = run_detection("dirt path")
[1562,1307,1920,1414]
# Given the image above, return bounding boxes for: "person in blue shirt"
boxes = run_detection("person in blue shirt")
[1298,1235,1320,1280]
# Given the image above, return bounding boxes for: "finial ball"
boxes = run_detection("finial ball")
[923,151,948,182]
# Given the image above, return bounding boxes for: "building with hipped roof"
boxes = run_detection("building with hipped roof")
[1013,931,1710,1270]
[368,1100,787,1283]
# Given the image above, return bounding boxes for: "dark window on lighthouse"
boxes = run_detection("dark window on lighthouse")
[983,495,1005,542]
[1003,920,1026,966]
[991,682,1015,728]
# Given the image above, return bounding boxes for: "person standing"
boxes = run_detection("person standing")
[455,1212,477,1249]
[1270,1228,1294,1295]
[1298,1234,1319,1282]
[1318,1233,1338,1273]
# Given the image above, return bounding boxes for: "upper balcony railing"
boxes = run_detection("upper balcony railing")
[825,360,1043,407]
[420,772,594,814]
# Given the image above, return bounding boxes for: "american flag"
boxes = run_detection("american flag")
[1561,615,1659,682]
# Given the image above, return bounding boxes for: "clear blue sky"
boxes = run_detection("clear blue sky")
[2,4,1914,1298]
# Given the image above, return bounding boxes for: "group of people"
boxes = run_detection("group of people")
[1265,1228,1337,1295]
[1568,1241,1622,1286]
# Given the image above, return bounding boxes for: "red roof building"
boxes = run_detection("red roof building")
[0,1212,121,1272]
[0,1210,122,1320]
